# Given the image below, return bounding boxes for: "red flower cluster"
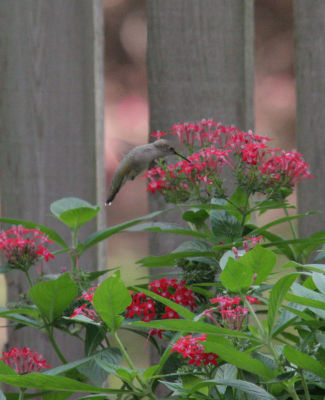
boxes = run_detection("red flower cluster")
[259,149,314,185]
[147,119,313,203]
[125,279,197,337]
[0,226,55,270]
[1,346,51,374]
[171,334,219,366]
[70,286,99,322]
[208,295,261,331]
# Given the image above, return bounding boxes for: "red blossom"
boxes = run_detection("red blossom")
[171,334,219,367]
[70,286,100,322]
[246,295,261,304]
[0,226,54,270]
[1,347,51,374]
[260,150,314,185]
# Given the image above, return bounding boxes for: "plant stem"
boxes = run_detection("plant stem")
[299,368,311,400]
[283,206,298,240]
[48,328,68,364]
[25,269,33,287]
[19,388,25,400]
[113,332,148,392]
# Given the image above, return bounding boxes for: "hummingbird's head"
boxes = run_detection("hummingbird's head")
[153,139,190,162]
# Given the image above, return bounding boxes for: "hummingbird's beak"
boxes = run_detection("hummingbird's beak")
[174,150,190,162]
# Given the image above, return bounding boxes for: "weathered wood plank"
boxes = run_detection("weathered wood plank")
[294,0,325,238]
[147,0,254,254]
[0,0,105,364]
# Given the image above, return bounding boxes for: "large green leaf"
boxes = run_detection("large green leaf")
[190,378,276,399]
[50,198,100,230]
[239,245,276,285]
[93,272,131,332]
[220,257,254,293]
[28,273,78,322]
[210,198,243,243]
[0,217,67,248]
[204,340,275,380]
[287,282,325,318]
[268,274,298,334]
[137,250,217,268]
[80,210,164,254]
[126,221,208,239]
[0,372,127,394]
[130,319,251,339]
[283,346,325,380]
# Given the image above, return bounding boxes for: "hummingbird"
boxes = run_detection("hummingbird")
[106,139,189,205]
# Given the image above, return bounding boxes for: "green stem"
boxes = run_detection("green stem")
[48,328,68,364]
[19,388,25,400]
[286,384,300,400]
[299,368,311,400]
[283,206,298,240]
[113,332,149,392]
[24,270,33,287]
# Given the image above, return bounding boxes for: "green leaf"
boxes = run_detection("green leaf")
[0,217,67,248]
[214,364,237,394]
[126,221,208,239]
[204,340,275,380]
[283,346,325,380]
[312,272,325,294]
[182,209,210,229]
[130,319,251,339]
[191,379,276,399]
[28,273,78,322]
[268,274,298,333]
[78,348,122,386]
[220,257,254,293]
[228,187,250,222]
[239,245,276,284]
[50,198,100,230]
[250,212,318,235]
[210,198,243,243]
[130,287,195,320]
[0,360,18,375]
[286,283,325,318]
[80,210,164,254]
[0,372,127,394]
[137,250,216,268]
[93,272,131,332]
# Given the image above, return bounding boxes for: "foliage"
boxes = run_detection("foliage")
[0,120,324,399]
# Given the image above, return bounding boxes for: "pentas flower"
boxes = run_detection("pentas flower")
[126,279,197,338]
[207,295,261,331]
[171,334,219,367]
[1,347,51,374]
[243,235,263,252]
[259,150,314,185]
[0,226,55,271]
[148,119,313,203]
[70,286,100,322]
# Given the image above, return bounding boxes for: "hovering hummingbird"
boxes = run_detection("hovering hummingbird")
[106,139,189,205]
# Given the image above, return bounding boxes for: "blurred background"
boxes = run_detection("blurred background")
[103,0,296,279]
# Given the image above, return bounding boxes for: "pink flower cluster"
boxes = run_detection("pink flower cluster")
[171,334,219,366]
[70,286,99,322]
[0,226,55,270]
[125,279,197,338]
[207,295,261,331]
[1,346,51,374]
[146,120,313,202]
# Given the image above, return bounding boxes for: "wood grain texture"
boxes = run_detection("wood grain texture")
[0,0,105,364]
[294,1,325,238]
[146,0,254,255]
